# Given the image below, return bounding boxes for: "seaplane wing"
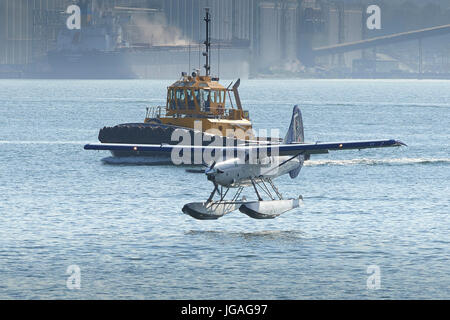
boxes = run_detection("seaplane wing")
[84,139,405,157]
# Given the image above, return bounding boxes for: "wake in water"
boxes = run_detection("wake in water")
[305,158,450,167]
[101,156,450,167]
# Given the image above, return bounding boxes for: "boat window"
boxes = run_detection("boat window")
[176,89,186,109]
[186,89,195,110]
[203,89,210,112]
[169,89,176,110]
[213,90,218,103]
[193,89,200,109]
[220,90,225,104]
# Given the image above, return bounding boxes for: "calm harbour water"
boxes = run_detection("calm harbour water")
[0,79,449,299]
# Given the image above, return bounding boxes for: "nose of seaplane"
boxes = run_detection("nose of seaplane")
[205,161,224,182]
[205,167,216,181]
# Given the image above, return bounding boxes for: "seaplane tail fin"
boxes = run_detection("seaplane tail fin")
[283,105,304,144]
[284,105,305,179]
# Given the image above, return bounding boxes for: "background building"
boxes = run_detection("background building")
[1,0,450,78]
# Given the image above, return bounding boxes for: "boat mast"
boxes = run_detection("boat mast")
[203,8,211,76]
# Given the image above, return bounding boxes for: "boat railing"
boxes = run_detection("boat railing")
[146,106,166,119]
[146,105,249,121]
[216,108,250,120]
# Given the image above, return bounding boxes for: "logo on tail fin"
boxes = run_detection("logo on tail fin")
[284,105,304,144]
[284,105,305,179]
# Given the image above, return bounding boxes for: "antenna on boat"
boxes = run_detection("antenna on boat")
[188,40,191,74]
[203,8,211,76]
[218,40,220,79]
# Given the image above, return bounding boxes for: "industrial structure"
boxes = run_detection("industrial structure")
[1,0,450,78]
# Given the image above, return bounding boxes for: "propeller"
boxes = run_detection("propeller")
[201,160,215,169]
[205,161,225,180]
[210,161,225,174]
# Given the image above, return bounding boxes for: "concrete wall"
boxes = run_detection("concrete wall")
[232,0,252,41]
[1,0,33,65]
[318,2,363,70]
[258,1,281,69]
[163,0,232,42]
[0,0,6,64]
[282,0,298,61]
[164,0,202,42]
[343,5,363,68]
[257,0,300,70]
[0,0,70,66]
[163,0,254,43]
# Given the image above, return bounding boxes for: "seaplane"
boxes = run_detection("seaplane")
[85,105,406,220]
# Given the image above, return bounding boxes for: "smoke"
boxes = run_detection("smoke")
[133,14,190,46]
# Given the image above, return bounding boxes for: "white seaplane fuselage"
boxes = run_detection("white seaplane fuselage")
[205,155,302,187]
[181,154,305,220]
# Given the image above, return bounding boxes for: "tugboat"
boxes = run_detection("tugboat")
[97,8,276,159]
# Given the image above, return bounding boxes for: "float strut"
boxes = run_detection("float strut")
[207,183,219,203]
[251,179,263,201]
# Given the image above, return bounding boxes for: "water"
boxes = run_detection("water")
[0,79,449,299]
